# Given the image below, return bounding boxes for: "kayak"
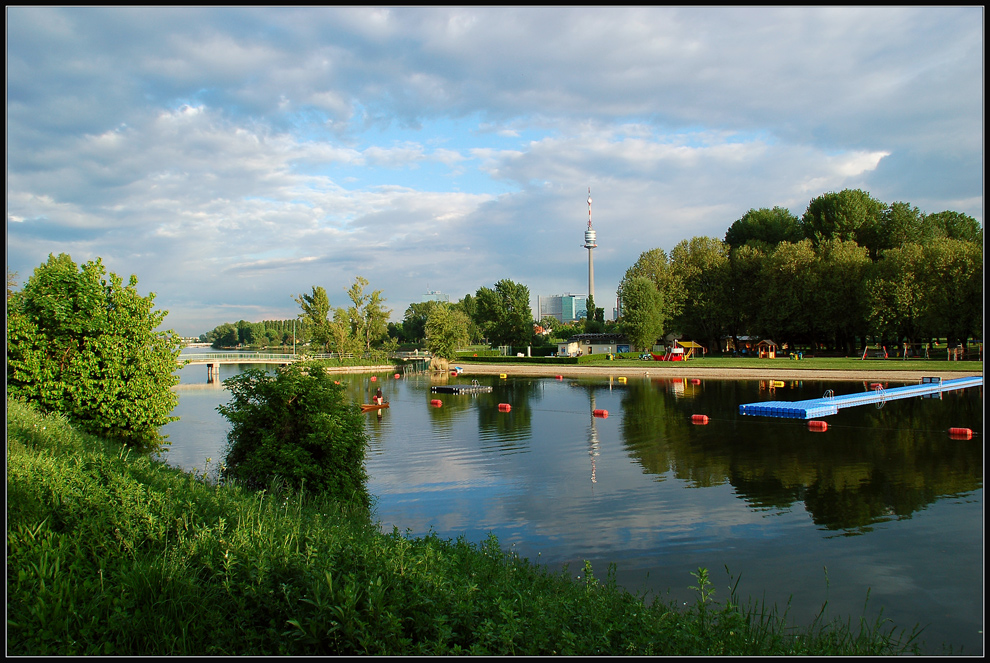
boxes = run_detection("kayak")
[360,402,390,412]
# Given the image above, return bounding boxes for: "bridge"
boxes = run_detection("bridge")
[178,351,432,382]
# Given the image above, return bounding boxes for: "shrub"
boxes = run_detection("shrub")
[217,361,369,507]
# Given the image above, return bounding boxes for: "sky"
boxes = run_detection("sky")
[6,6,984,337]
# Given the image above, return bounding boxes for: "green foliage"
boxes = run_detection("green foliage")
[619,277,665,351]
[801,189,888,259]
[347,276,392,352]
[618,248,684,333]
[217,362,370,507]
[296,286,333,352]
[6,253,179,447]
[474,279,533,347]
[725,206,803,249]
[424,303,471,361]
[671,237,731,351]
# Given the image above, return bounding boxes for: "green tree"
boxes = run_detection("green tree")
[6,253,180,447]
[724,207,803,249]
[217,361,369,507]
[328,307,357,357]
[813,239,871,353]
[725,244,766,347]
[866,243,927,344]
[754,240,819,346]
[882,201,926,248]
[617,248,684,328]
[424,303,471,361]
[801,189,888,259]
[922,210,983,244]
[915,238,983,348]
[474,279,533,347]
[346,276,391,352]
[402,300,442,343]
[211,322,239,348]
[620,277,665,351]
[671,237,731,352]
[296,286,333,352]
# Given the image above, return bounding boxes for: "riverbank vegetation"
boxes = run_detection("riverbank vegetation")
[8,398,927,656]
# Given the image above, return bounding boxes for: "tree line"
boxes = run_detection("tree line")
[619,189,982,354]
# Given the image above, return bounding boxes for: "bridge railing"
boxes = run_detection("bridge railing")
[178,351,432,363]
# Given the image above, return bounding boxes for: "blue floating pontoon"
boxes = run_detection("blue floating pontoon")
[738,376,983,419]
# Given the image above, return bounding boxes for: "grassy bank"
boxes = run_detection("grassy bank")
[7,398,924,655]
[456,352,983,373]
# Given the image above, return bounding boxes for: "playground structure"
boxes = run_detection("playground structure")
[862,342,980,361]
[861,344,889,360]
[757,340,778,359]
[651,340,704,362]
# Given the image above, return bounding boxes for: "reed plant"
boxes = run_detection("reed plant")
[7,398,926,655]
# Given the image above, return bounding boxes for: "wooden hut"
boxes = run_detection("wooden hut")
[756,340,778,359]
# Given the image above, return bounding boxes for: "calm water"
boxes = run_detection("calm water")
[162,357,984,655]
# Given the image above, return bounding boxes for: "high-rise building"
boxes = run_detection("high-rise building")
[538,294,588,323]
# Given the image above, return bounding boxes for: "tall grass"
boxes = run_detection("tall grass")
[7,398,926,655]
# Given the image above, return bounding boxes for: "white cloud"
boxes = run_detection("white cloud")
[6,6,982,334]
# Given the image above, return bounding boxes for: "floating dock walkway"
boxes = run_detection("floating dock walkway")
[431,382,493,394]
[739,376,983,419]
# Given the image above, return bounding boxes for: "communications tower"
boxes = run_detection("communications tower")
[583,188,597,302]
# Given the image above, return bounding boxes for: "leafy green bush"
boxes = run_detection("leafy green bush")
[217,361,369,507]
[6,253,180,447]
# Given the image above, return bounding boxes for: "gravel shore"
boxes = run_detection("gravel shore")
[453,363,982,382]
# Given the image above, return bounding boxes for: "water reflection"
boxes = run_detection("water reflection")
[159,369,983,654]
[615,378,982,533]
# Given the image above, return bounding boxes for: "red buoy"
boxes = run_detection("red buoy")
[691,414,709,424]
[593,409,609,418]
[949,427,973,439]
[370,376,377,382]
[690,379,701,385]
[808,420,828,432]
[395,373,401,379]
[430,399,443,407]
[555,375,563,380]
[498,403,512,412]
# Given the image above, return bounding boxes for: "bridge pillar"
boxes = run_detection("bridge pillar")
[207,362,221,383]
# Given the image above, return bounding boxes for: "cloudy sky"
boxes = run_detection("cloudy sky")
[6,7,983,336]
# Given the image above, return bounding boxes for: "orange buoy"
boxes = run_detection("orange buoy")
[430,399,443,407]
[949,427,973,439]
[555,375,563,380]
[498,403,512,412]
[691,414,709,424]
[370,376,377,382]
[395,373,401,379]
[593,409,609,418]
[808,420,828,432]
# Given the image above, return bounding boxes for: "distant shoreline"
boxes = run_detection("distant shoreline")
[453,363,982,382]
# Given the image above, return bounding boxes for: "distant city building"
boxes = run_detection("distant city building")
[538,293,588,323]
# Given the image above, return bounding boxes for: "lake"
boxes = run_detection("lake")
[161,355,983,655]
